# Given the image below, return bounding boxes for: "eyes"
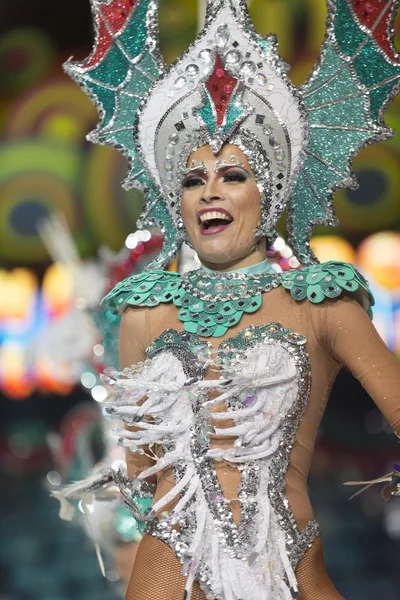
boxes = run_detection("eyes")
[182,169,249,189]
[182,176,205,189]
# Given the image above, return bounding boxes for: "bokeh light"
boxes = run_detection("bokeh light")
[358,232,400,291]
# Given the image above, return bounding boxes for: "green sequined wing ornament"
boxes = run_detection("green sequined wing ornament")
[289,0,400,265]
[64,1,180,269]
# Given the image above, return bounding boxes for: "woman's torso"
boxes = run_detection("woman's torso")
[121,283,344,599]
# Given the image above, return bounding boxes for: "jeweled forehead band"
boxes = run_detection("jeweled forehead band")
[185,160,208,175]
[184,155,245,177]
[214,155,245,173]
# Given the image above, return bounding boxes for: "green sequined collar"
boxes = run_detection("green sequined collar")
[102,261,374,339]
[176,269,280,337]
[180,268,280,301]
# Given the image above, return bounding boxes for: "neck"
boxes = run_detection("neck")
[200,247,267,273]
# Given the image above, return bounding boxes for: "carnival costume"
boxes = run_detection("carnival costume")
[56,1,400,598]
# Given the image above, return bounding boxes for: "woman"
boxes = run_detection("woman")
[63,0,400,598]
[104,141,399,600]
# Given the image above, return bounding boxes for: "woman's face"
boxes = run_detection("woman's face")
[181,144,264,270]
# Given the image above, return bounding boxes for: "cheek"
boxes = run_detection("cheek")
[180,194,191,224]
[181,194,197,237]
[238,185,262,223]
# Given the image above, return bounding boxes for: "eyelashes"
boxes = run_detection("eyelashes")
[182,176,205,188]
[182,169,249,188]
[222,170,248,183]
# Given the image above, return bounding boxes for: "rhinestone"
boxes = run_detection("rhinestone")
[240,61,256,75]
[174,76,187,89]
[165,159,174,171]
[269,135,278,148]
[165,146,174,159]
[275,149,285,161]
[215,25,230,48]
[255,72,267,85]
[266,82,275,91]
[225,50,242,65]
[210,138,222,153]
[175,121,185,132]
[169,132,179,145]
[199,49,213,63]
[263,124,273,136]
[185,63,199,78]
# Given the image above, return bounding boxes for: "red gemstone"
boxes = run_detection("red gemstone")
[205,54,239,126]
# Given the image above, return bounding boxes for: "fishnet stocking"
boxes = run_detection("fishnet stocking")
[126,535,345,600]
[296,538,345,600]
[125,534,207,600]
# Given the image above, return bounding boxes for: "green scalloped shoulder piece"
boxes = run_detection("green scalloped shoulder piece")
[101,268,281,338]
[101,271,181,319]
[281,261,375,318]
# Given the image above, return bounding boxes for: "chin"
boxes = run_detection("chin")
[194,240,233,263]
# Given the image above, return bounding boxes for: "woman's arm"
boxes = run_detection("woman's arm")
[119,306,156,480]
[324,295,400,436]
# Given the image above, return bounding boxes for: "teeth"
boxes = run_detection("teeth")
[199,211,232,223]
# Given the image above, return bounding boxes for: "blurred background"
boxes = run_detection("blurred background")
[0,0,400,598]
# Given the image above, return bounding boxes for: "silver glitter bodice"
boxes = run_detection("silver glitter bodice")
[106,323,320,600]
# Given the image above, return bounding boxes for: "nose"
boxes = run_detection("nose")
[201,176,223,204]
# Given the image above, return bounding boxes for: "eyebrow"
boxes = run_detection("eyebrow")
[214,164,251,176]
[183,167,208,177]
[183,164,251,178]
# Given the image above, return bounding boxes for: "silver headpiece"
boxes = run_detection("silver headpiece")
[65,0,400,267]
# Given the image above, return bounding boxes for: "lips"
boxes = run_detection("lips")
[197,208,234,235]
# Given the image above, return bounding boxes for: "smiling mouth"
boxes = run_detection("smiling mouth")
[198,210,234,233]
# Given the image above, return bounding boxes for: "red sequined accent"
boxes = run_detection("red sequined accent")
[350,0,399,60]
[84,0,137,68]
[205,55,238,126]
